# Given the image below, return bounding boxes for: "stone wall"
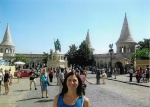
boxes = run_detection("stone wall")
[0,66,15,76]
[135,60,150,69]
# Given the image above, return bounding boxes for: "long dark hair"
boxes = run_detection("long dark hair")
[61,71,85,96]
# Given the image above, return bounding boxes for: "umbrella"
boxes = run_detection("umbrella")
[14,61,25,65]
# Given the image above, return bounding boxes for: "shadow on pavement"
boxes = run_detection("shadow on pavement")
[13,90,29,92]
[48,84,58,86]
[16,97,42,102]
[35,99,53,103]
[36,84,58,86]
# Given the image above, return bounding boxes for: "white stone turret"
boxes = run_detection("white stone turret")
[1,24,14,46]
[0,24,15,60]
[116,13,136,55]
[85,29,94,52]
[116,13,136,44]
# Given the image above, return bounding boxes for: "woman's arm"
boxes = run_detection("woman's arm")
[53,95,59,107]
[83,96,90,107]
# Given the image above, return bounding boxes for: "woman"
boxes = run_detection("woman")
[102,70,107,84]
[145,68,149,83]
[3,70,10,95]
[9,71,12,85]
[53,71,90,107]
[0,69,4,94]
[49,68,54,85]
[17,70,21,83]
[40,68,48,98]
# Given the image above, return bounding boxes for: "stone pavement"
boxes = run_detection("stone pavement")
[107,74,150,87]
[0,78,31,107]
[0,72,149,107]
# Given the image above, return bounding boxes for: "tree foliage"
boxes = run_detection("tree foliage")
[131,38,150,60]
[42,52,52,65]
[65,41,94,67]
[77,41,94,66]
[13,54,29,64]
[65,44,78,67]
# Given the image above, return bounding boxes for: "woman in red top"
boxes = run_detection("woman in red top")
[136,68,141,83]
[49,68,54,85]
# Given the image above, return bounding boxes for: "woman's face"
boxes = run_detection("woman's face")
[66,75,79,90]
[43,69,46,73]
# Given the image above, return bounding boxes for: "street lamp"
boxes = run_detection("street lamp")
[109,44,113,77]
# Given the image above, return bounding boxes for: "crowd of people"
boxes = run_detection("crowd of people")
[28,66,91,107]
[128,67,150,83]
[0,68,12,95]
[0,65,149,107]
[0,65,91,106]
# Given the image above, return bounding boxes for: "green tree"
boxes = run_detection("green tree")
[65,44,78,67]
[76,40,94,66]
[42,52,52,65]
[131,38,150,60]
[13,54,29,64]
[137,38,149,49]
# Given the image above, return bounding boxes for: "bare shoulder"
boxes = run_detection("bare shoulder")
[53,95,59,107]
[54,94,59,99]
[83,96,90,107]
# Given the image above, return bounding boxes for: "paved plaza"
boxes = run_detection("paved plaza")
[0,71,149,107]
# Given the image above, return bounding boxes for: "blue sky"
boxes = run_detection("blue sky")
[0,0,150,54]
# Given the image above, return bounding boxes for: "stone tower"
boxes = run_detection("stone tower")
[0,24,15,60]
[85,29,94,52]
[116,13,136,59]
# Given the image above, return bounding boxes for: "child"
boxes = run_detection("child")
[102,70,107,84]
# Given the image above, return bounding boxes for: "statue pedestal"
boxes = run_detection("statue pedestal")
[47,51,67,68]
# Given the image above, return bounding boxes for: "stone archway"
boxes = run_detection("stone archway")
[124,64,131,74]
[115,62,124,74]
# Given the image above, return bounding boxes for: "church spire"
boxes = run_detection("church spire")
[85,29,94,52]
[86,29,92,47]
[116,13,135,44]
[1,24,14,46]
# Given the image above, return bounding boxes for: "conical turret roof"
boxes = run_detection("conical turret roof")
[1,24,14,46]
[86,30,92,48]
[85,30,94,51]
[116,13,136,44]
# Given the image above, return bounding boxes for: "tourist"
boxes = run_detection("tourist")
[79,70,87,94]
[49,67,54,85]
[29,68,37,90]
[136,68,141,83]
[9,71,12,85]
[53,71,90,107]
[141,69,146,82]
[64,67,68,77]
[128,67,134,82]
[102,70,107,84]
[57,68,64,94]
[145,68,149,83]
[40,68,48,98]
[17,70,21,83]
[3,70,10,95]
[0,68,4,94]
[56,67,61,85]
[114,68,117,79]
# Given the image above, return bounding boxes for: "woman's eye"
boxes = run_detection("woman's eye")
[68,79,77,82]
[68,79,72,82]
[73,79,77,82]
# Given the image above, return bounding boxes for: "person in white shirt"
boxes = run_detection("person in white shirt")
[57,68,64,94]
[102,70,107,84]
[129,67,134,82]
[0,68,4,94]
